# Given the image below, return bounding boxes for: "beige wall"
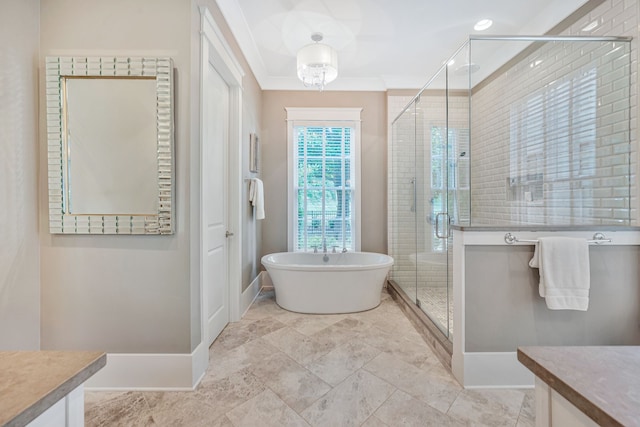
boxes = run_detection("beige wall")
[261,91,387,257]
[39,0,264,354]
[0,0,41,350]
[39,0,193,353]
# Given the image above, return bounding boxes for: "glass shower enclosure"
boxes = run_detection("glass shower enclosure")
[390,43,470,339]
[389,35,631,342]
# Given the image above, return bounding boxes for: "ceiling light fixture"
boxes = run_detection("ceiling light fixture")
[474,19,493,31]
[297,33,338,91]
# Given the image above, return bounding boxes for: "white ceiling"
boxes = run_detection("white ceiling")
[216,0,589,91]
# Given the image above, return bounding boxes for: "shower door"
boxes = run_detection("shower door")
[414,88,452,338]
[390,104,417,304]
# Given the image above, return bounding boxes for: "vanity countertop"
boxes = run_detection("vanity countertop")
[0,351,106,427]
[517,346,640,427]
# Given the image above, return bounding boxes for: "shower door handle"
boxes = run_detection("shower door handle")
[410,178,416,212]
[435,213,450,238]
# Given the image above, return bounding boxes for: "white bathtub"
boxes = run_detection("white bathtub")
[261,252,394,314]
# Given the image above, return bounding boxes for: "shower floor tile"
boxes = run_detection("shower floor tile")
[417,286,454,336]
[85,288,534,427]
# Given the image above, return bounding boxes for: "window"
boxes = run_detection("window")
[286,108,361,252]
[509,66,597,222]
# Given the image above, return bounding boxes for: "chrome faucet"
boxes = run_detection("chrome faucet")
[322,239,327,253]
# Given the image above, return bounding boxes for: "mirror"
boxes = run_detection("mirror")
[46,56,174,234]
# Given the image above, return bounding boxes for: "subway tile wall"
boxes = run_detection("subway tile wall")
[389,0,638,231]
[388,94,467,292]
[471,0,637,225]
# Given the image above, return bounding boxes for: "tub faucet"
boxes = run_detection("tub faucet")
[322,240,327,253]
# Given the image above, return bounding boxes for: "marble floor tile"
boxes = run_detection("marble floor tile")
[370,307,423,336]
[207,337,280,381]
[251,351,332,412]
[356,326,436,368]
[85,391,156,427]
[85,289,535,427]
[360,415,390,427]
[516,389,536,427]
[364,352,461,413]
[262,326,334,365]
[211,316,287,353]
[310,317,372,349]
[447,388,526,427]
[286,313,347,335]
[143,391,229,426]
[300,370,396,427]
[226,389,310,427]
[195,368,267,414]
[374,389,468,427]
[305,340,381,386]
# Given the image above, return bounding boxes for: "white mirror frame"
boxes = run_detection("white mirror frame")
[46,56,174,234]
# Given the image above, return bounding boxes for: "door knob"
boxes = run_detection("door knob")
[225,231,234,238]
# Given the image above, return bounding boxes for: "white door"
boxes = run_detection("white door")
[203,62,230,346]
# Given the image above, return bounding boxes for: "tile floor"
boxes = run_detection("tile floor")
[416,287,454,336]
[85,288,535,426]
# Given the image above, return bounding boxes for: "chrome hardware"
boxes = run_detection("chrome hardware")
[342,247,348,253]
[435,213,450,238]
[225,231,234,238]
[332,246,338,253]
[312,245,318,253]
[504,232,612,245]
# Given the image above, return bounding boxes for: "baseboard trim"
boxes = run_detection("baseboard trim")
[85,342,209,391]
[463,351,534,388]
[261,270,273,289]
[241,272,264,317]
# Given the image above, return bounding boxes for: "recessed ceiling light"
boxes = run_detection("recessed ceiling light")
[474,19,493,31]
[581,20,598,32]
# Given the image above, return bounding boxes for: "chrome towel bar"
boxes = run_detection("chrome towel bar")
[504,232,611,245]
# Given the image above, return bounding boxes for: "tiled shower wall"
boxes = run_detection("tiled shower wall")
[388,94,467,291]
[471,0,638,225]
[388,95,417,292]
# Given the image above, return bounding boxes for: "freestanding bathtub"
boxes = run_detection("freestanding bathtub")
[261,252,394,314]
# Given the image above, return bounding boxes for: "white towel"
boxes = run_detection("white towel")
[249,178,265,220]
[529,237,590,310]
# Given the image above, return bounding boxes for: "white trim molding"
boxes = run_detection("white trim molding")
[241,271,264,317]
[285,107,362,252]
[462,352,534,388]
[84,343,208,390]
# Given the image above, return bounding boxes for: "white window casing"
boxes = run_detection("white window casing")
[286,107,362,252]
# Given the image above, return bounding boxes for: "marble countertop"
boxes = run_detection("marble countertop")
[517,346,640,427]
[0,351,106,427]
